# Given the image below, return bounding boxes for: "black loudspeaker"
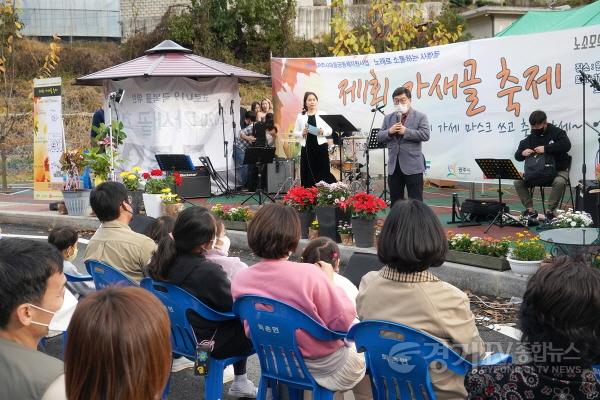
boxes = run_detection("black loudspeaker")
[176,175,211,198]
[461,199,506,221]
[266,158,294,194]
[341,251,383,288]
[576,180,600,225]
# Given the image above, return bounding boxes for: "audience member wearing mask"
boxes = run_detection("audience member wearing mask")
[85,182,157,282]
[205,219,248,281]
[147,207,258,398]
[0,239,68,400]
[48,227,95,298]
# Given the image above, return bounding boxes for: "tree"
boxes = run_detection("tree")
[165,0,297,65]
[330,0,465,56]
[0,1,60,190]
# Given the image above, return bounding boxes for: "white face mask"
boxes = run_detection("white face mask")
[216,235,231,255]
[28,289,78,332]
[396,103,409,114]
[65,246,78,262]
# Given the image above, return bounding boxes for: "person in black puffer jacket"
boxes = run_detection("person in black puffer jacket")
[514,110,571,221]
[147,207,258,398]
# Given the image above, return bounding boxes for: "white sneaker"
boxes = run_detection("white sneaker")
[223,365,235,383]
[171,356,194,372]
[228,379,258,398]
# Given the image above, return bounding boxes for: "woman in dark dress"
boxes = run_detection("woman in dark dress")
[294,92,337,187]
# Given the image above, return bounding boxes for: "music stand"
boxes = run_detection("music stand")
[366,128,390,202]
[320,114,359,181]
[155,154,195,172]
[241,147,276,205]
[475,158,522,233]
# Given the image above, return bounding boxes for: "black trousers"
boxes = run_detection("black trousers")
[388,159,424,204]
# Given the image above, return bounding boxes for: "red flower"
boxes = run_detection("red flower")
[151,169,163,177]
[173,172,183,186]
[142,172,151,179]
[283,186,318,210]
[347,192,387,216]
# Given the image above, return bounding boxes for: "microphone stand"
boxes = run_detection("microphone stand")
[366,103,385,194]
[230,100,238,192]
[219,99,231,194]
[579,71,600,207]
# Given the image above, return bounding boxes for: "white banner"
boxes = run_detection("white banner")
[33,77,64,200]
[272,26,600,183]
[106,77,240,174]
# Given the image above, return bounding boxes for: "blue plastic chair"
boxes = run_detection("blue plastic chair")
[64,271,93,282]
[84,259,137,289]
[347,320,512,400]
[233,295,347,400]
[140,278,251,400]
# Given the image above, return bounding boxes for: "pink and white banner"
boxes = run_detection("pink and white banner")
[272,25,600,182]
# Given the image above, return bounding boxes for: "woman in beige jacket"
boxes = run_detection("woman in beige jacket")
[356,200,485,400]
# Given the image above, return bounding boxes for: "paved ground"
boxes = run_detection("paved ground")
[0,179,562,240]
[4,223,523,399]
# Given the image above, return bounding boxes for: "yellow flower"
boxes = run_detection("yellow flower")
[127,174,137,180]
[132,166,141,172]
[161,188,171,193]
[516,232,524,238]
[119,171,129,178]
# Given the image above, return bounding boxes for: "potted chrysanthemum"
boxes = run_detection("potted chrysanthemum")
[507,231,546,277]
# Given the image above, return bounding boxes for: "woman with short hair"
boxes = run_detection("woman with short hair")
[465,257,600,398]
[64,286,171,400]
[232,204,370,398]
[357,199,485,400]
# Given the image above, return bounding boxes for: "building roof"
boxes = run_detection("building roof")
[497,0,600,36]
[460,5,540,19]
[76,40,268,85]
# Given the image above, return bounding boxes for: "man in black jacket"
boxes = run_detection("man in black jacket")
[514,110,571,221]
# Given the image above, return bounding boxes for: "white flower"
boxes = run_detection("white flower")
[327,194,332,198]
[334,199,339,203]
[340,196,346,201]
[571,221,577,227]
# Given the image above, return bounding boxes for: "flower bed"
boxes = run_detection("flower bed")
[446,232,511,271]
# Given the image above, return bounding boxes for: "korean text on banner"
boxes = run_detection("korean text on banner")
[271,26,600,183]
[33,77,64,200]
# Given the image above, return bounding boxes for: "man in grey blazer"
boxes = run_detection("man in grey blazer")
[377,87,430,203]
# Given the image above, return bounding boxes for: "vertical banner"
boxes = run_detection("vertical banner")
[33,77,64,200]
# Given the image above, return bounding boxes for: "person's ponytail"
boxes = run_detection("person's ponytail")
[147,236,177,281]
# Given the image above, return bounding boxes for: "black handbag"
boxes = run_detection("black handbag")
[523,153,556,186]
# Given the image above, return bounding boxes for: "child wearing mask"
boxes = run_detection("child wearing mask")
[48,227,95,298]
[205,219,248,281]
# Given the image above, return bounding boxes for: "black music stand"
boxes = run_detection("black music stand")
[155,154,195,172]
[475,158,522,233]
[241,147,276,205]
[320,114,359,181]
[366,128,390,202]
